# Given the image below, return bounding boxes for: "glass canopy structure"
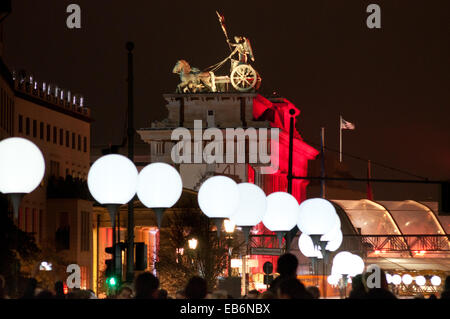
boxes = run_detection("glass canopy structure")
[330,199,450,271]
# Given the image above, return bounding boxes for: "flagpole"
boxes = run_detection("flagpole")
[339,115,342,162]
[320,127,326,198]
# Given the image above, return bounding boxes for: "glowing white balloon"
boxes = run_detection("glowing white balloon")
[198,176,239,218]
[297,198,339,236]
[402,274,413,285]
[298,233,323,258]
[88,154,138,204]
[230,183,267,226]
[262,192,299,232]
[332,252,364,276]
[321,228,343,252]
[415,276,426,286]
[137,162,182,208]
[431,276,441,286]
[392,274,402,285]
[0,137,45,194]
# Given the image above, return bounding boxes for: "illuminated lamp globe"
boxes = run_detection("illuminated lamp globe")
[0,137,45,194]
[392,274,402,285]
[137,162,183,228]
[402,274,413,285]
[430,276,441,286]
[198,176,240,234]
[88,154,138,205]
[297,198,339,246]
[298,233,323,258]
[415,276,426,286]
[229,183,267,242]
[262,192,299,246]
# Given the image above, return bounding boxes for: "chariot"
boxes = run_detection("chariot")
[173,12,261,93]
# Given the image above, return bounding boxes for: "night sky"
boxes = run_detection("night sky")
[3,1,450,201]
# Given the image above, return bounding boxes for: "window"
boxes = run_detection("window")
[72,133,75,149]
[26,117,30,135]
[78,134,81,151]
[50,160,60,177]
[55,212,70,251]
[18,115,23,133]
[46,124,51,142]
[66,131,70,147]
[53,127,57,144]
[33,120,37,137]
[83,137,87,153]
[81,211,90,251]
[60,128,64,145]
[40,122,44,139]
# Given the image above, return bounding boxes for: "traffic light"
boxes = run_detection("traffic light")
[105,242,127,276]
[106,275,119,288]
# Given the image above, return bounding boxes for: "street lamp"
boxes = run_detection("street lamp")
[0,137,45,221]
[136,162,183,228]
[87,154,138,277]
[224,219,236,234]
[262,192,299,248]
[188,238,198,250]
[198,175,240,236]
[229,183,267,243]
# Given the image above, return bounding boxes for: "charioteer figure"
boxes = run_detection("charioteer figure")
[227,36,255,64]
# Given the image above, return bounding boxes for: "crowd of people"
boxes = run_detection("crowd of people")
[1,254,449,300]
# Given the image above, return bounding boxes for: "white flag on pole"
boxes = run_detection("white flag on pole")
[340,118,355,130]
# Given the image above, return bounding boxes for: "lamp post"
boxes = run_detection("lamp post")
[0,137,46,297]
[198,176,240,236]
[229,183,267,244]
[88,154,138,281]
[136,162,182,276]
[136,162,183,229]
[188,238,198,271]
[262,192,299,249]
[224,219,235,277]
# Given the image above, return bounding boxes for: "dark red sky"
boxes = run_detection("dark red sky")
[3,1,450,201]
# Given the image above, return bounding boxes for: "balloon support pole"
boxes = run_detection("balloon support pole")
[211,218,224,237]
[319,240,329,263]
[153,208,166,229]
[8,193,25,223]
[241,226,251,245]
[105,204,120,224]
[275,231,285,249]
[310,234,321,249]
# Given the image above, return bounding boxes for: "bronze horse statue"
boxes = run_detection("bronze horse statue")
[172,60,216,93]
